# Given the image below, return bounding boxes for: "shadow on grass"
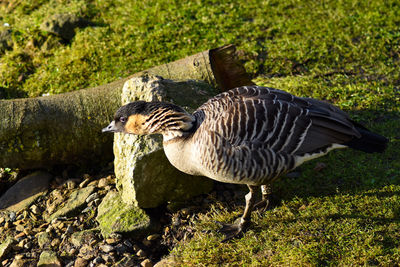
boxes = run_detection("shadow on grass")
[270,109,400,203]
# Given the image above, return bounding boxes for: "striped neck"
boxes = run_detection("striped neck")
[141,103,195,140]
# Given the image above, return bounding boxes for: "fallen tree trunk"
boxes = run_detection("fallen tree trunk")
[0,44,253,169]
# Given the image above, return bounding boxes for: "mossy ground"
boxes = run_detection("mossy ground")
[1,0,399,265]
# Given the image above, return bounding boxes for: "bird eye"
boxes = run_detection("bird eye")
[120,117,126,123]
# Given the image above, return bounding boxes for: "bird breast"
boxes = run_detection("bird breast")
[163,138,203,176]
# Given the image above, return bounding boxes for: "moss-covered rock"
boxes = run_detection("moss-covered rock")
[96,190,156,239]
[113,76,215,208]
[37,250,61,267]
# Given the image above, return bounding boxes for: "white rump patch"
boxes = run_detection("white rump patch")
[294,143,347,168]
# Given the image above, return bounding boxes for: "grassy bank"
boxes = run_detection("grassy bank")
[1,0,399,265]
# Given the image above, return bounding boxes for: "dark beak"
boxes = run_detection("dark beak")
[102,121,119,133]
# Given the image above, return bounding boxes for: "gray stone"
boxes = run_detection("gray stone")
[70,229,98,248]
[40,13,90,40]
[0,171,52,212]
[37,250,62,267]
[9,211,16,221]
[45,186,95,222]
[0,237,15,260]
[96,190,157,238]
[99,244,114,253]
[114,76,214,208]
[37,232,51,248]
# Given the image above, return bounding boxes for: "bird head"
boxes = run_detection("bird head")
[102,101,195,137]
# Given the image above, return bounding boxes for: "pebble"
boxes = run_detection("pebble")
[45,225,53,233]
[51,238,61,247]
[141,259,153,267]
[97,178,109,188]
[17,239,28,248]
[69,248,77,255]
[99,244,114,253]
[23,241,32,249]
[88,180,98,187]
[9,211,16,222]
[57,222,65,230]
[136,249,146,258]
[79,245,95,260]
[0,217,5,224]
[101,254,113,263]
[74,257,88,267]
[14,254,24,260]
[30,205,40,215]
[66,180,76,190]
[146,234,160,241]
[105,233,122,244]
[106,238,119,245]
[103,185,113,191]
[15,224,25,232]
[86,193,99,203]
[79,178,91,188]
[14,232,26,239]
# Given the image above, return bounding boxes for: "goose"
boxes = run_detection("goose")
[102,85,388,241]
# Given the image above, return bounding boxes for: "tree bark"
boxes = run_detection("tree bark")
[0,44,253,169]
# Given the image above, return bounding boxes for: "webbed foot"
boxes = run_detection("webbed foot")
[216,219,250,242]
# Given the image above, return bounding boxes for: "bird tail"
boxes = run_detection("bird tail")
[344,123,388,153]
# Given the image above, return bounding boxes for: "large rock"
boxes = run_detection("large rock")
[96,190,156,238]
[114,76,215,208]
[0,171,52,212]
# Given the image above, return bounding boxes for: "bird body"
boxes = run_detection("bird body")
[103,85,388,241]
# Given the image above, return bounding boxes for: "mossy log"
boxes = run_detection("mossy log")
[0,44,253,169]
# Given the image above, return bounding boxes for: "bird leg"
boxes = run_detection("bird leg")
[217,185,258,242]
[254,184,272,212]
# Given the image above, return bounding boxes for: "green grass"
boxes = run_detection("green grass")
[1,0,400,265]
